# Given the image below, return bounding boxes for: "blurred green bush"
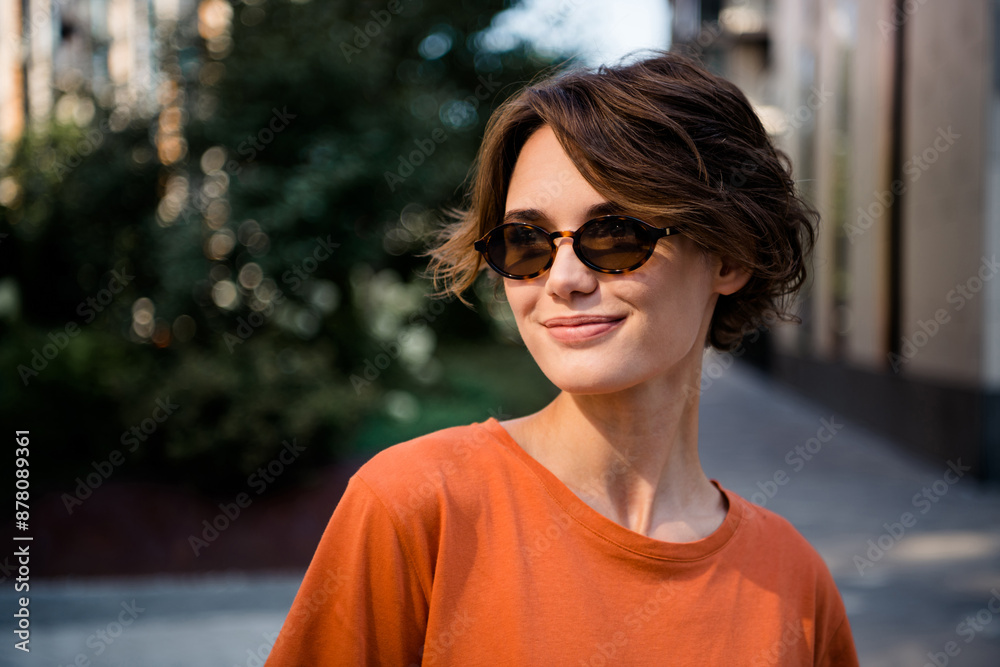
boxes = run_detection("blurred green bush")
[0,0,570,497]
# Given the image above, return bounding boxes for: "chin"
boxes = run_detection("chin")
[526,334,697,396]
[535,361,649,396]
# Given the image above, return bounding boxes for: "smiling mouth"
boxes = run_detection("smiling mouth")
[542,316,624,343]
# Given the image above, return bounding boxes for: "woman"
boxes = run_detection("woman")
[266,51,859,666]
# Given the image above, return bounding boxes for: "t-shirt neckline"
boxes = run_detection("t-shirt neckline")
[478,417,745,562]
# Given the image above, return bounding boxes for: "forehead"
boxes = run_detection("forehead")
[504,126,607,217]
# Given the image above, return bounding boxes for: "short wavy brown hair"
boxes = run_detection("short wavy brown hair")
[426,50,817,351]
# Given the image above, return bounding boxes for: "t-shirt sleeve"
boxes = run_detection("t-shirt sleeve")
[818,614,860,667]
[265,475,429,666]
[813,558,860,667]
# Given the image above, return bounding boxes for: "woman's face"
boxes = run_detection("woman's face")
[501,125,748,395]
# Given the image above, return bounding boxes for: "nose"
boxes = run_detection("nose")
[544,237,598,299]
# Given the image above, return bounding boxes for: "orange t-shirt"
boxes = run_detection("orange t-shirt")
[266,418,859,666]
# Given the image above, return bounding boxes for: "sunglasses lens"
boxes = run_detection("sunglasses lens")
[579,217,654,270]
[487,225,552,277]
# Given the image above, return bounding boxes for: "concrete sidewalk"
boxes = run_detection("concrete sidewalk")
[2,359,998,666]
[698,357,1000,667]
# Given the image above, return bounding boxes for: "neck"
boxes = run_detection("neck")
[504,350,726,541]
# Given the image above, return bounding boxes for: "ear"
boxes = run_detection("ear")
[710,254,752,296]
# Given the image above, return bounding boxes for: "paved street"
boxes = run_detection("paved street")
[2,358,999,666]
[698,358,1000,667]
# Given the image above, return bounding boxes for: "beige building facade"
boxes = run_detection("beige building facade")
[674,0,1000,480]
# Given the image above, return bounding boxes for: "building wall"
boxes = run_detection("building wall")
[808,0,845,364]
[988,24,1000,388]
[899,1,993,386]
[770,0,997,387]
[843,0,894,371]
[681,0,998,478]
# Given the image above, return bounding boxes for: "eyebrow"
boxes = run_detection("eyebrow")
[501,201,627,226]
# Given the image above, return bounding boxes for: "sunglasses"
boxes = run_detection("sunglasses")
[474,215,682,280]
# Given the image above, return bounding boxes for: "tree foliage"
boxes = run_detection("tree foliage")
[0,0,565,496]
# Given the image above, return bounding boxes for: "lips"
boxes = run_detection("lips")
[542,315,624,343]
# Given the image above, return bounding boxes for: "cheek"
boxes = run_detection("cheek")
[502,280,536,321]
[638,266,712,339]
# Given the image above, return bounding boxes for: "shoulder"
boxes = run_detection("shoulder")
[352,420,512,512]
[725,489,837,583]
[724,491,857,659]
[357,420,503,479]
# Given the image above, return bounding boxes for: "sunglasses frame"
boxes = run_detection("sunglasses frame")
[473,215,682,280]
